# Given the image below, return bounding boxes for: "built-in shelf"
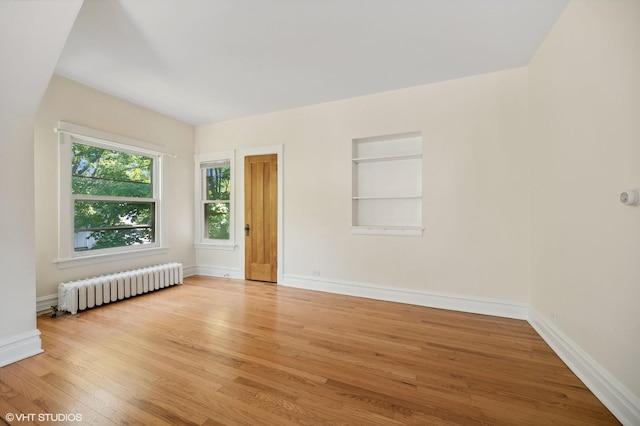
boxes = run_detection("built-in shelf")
[352,131,423,236]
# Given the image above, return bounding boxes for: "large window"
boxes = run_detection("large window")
[195,151,235,249]
[57,122,165,264]
[72,142,156,251]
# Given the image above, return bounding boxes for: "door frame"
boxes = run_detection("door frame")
[238,144,284,284]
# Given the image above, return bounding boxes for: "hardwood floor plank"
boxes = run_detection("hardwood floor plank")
[127,398,200,426]
[0,276,619,425]
[1,364,112,425]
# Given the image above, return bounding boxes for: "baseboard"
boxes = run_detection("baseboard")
[36,294,58,315]
[183,264,197,278]
[281,274,528,320]
[0,329,43,368]
[528,309,640,426]
[195,265,243,280]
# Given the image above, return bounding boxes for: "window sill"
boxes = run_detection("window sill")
[194,242,237,251]
[54,246,170,269]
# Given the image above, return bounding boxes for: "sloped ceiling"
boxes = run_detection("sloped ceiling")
[0,0,82,119]
[54,0,569,125]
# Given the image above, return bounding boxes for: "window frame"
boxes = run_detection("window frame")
[56,122,167,267]
[194,150,236,250]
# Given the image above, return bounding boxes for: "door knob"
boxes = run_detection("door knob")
[244,224,250,236]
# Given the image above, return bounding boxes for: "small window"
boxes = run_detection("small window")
[202,160,231,240]
[195,151,235,249]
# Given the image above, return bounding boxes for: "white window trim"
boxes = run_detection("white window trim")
[194,150,236,250]
[55,121,168,267]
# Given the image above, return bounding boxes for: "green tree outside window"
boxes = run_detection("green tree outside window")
[204,165,231,239]
[72,143,156,251]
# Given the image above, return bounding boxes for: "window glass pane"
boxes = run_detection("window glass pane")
[204,202,230,239]
[72,142,153,198]
[205,166,231,201]
[74,201,155,251]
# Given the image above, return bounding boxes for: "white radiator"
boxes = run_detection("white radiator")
[57,263,183,315]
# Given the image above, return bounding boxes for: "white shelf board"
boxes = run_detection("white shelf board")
[351,225,424,237]
[352,195,422,200]
[352,153,422,163]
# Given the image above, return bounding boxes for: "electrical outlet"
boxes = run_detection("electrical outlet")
[550,311,557,321]
[312,270,321,277]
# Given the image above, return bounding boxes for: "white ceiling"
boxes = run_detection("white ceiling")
[54,0,569,126]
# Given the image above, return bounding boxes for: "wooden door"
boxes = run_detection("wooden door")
[244,154,277,282]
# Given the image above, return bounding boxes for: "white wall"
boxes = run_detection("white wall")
[34,75,196,298]
[529,0,640,412]
[0,0,81,367]
[0,114,43,364]
[196,68,530,311]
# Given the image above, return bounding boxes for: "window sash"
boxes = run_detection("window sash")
[71,184,159,254]
[73,200,157,253]
[71,140,154,199]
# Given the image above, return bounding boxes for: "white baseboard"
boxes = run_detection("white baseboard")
[0,329,43,368]
[36,294,58,315]
[281,274,528,320]
[183,264,197,278]
[195,265,243,280]
[528,309,640,426]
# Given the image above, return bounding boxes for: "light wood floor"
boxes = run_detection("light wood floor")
[1,276,618,425]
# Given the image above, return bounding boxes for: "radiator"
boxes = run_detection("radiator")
[57,263,183,315]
